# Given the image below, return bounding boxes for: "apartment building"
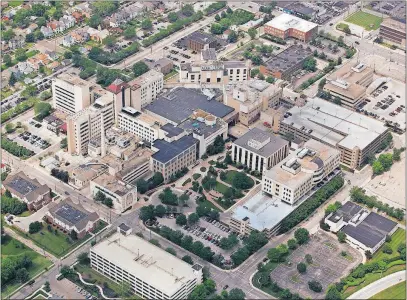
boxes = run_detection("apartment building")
[126,69,164,110]
[180,60,249,84]
[262,139,341,205]
[279,97,389,169]
[66,92,115,155]
[90,232,203,299]
[264,13,318,42]
[52,73,92,115]
[379,18,406,49]
[324,62,374,108]
[186,31,218,51]
[151,135,198,182]
[232,127,289,174]
[225,79,283,126]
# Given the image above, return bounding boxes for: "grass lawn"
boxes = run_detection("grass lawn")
[11,225,89,258]
[164,69,178,80]
[215,181,229,195]
[200,198,222,212]
[252,261,281,298]
[342,264,406,299]
[370,280,406,299]
[345,11,383,30]
[18,210,32,217]
[8,0,23,7]
[372,229,406,263]
[1,236,52,298]
[223,170,255,189]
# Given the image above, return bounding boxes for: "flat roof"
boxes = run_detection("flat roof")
[342,212,398,248]
[91,233,200,296]
[145,87,234,124]
[92,173,134,197]
[381,17,406,32]
[186,31,217,45]
[161,123,184,138]
[264,45,313,74]
[127,69,163,88]
[56,73,90,86]
[265,13,318,32]
[201,48,217,61]
[233,127,288,158]
[328,201,363,223]
[152,135,198,163]
[281,97,388,150]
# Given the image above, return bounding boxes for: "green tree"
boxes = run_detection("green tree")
[382,243,393,254]
[124,27,136,39]
[337,57,342,65]
[294,228,310,245]
[248,28,257,39]
[372,160,384,175]
[303,57,317,71]
[228,288,245,300]
[136,178,149,194]
[44,281,51,292]
[141,19,152,30]
[2,29,15,42]
[188,213,200,225]
[277,243,289,256]
[3,54,12,67]
[88,14,102,28]
[70,230,78,240]
[266,76,275,83]
[337,231,346,243]
[64,51,73,59]
[287,239,297,250]
[227,30,238,43]
[77,252,90,265]
[168,12,178,23]
[103,36,116,48]
[308,280,322,292]
[16,268,29,283]
[215,14,221,21]
[34,102,52,119]
[318,78,326,90]
[267,247,282,262]
[176,214,187,226]
[181,4,194,16]
[29,221,42,234]
[139,205,155,221]
[34,30,44,41]
[165,247,177,256]
[154,204,166,217]
[326,285,341,300]
[305,254,313,264]
[297,262,307,273]
[60,138,68,149]
[15,48,28,62]
[333,96,342,105]
[8,72,17,86]
[378,153,393,171]
[53,9,64,20]
[226,6,233,14]
[36,17,46,27]
[5,123,15,134]
[60,265,73,278]
[25,33,35,43]
[182,255,193,265]
[132,61,150,77]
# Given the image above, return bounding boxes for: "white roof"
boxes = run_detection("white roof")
[265,13,318,32]
[91,233,199,296]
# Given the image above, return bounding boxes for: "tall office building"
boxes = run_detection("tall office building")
[52,73,92,115]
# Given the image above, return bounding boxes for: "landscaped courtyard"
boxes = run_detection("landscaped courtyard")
[1,236,52,298]
[345,11,383,30]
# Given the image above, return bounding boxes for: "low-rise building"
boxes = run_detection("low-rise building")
[260,45,313,80]
[45,198,100,239]
[69,164,108,189]
[279,97,389,169]
[262,139,341,205]
[90,231,203,299]
[264,13,318,42]
[379,18,406,49]
[185,31,218,51]
[232,127,289,174]
[324,62,374,109]
[3,172,51,212]
[144,58,173,75]
[325,201,398,253]
[90,173,137,212]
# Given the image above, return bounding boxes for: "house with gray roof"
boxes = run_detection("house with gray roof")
[45,198,100,238]
[3,171,51,211]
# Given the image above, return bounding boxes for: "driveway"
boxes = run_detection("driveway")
[14,205,50,232]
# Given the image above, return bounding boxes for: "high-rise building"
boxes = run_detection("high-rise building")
[52,73,92,115]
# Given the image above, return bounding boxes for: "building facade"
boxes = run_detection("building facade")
[379,18,406,49]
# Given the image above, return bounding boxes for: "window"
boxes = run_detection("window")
[217,78,221,83]
[207,78,211,83]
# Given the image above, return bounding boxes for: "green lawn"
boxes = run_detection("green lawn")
[1,236,52,298]
[252,261,281,298]
[201,198,222,212]
[372,229,406,263]
[223,170,255,189]
[215,181,229,195]
[345,11,383,30]
[8,0,23,7]
[370,281,406,299]
[164,69,178,80]
[11,224,89,258]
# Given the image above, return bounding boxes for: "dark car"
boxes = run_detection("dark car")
[223,285,229,290]
[65,191,70,195]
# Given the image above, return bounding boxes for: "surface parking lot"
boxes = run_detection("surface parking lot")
[157,216,239,259]
[363,79,406,131]
[270,231,361,299]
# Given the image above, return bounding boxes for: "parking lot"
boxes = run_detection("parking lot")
[363,78,406,131]
[157,215,239,260]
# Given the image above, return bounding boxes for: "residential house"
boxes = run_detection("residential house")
[8,36,25,50]
[17,62,34,75]
[59,15,76,29]
[45,50,59,61]
[47,61,60,72]
[26,23,39,34]
[62,35,75,47]
[48,21,65,34]
[71,11,83,23]
[73,2,92,18]
[87,28,109,43]
[71,28,89,43]
[41,26,54,38]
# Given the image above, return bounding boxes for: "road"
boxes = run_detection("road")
[347,271,406,299]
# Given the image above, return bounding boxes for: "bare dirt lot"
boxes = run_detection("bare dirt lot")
[270,231,362,299]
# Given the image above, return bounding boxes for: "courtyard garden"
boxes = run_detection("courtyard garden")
[1,235,52,298]
[345,11,383,30]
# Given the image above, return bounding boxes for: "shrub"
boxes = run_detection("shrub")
[297,262,307,273]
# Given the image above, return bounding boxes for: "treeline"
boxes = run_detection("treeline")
[1,137,34,159]
[204,2,226,15]
[51,168,69,183]
[2,249,32,285]
[136,172,164,194]
[279,176,344,233]
[350,187,404,221]
[142,11,204,47]
[1,97,39,123]
[88,42,140,65]
[230,231,268,266]
[1,193,27,215]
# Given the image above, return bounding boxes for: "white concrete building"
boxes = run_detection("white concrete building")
[232,127,289,174]
[262,139,341,205]
[127,69,164,110]
[52,73,92,115]
[90,232,203,299]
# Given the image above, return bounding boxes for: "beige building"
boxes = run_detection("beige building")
[379,18,406,49]
[262,139,341,205]
[151,135,198,182]
[90,232,203,299]
[69,164,108,189]
[179,60,250,84]
[279,97,389,169]
[232,127,289,174]
[225,79,283,126]
[52,73,92,115]
[324,62,374,108]
[90,173,137,212]
[126,69,164,110]
[67,92,115,155]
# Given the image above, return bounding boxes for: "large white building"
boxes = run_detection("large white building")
[52,73,92,115]
[231,127,289,174]
[262,139,341,205]
[90,231,203,299]
[67,90,115,155]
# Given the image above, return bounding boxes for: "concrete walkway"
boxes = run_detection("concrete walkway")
[347,271,406,299]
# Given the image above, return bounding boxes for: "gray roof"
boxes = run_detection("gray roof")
[118,223,131,232]
[233,127,289,157]
[145,87,234,124]
[342,212,398,248]
[201,48,217,61]
[178,118,223,139]
[3,171,50,203]
[328,201,363,223]
[187,31,217,45]
[152,135,198,163]
[161,123,184,138]
[265,45,313,74]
